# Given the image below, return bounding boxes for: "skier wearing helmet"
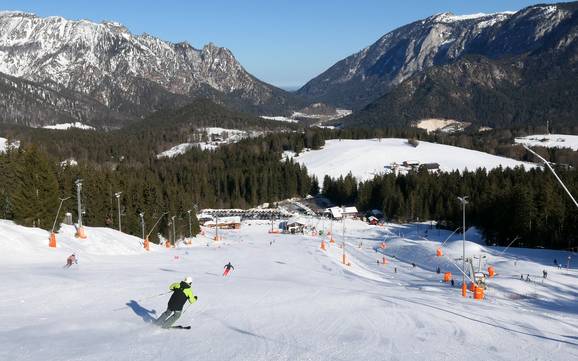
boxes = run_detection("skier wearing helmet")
[155,276,197,328]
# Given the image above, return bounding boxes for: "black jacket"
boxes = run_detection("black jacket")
[167,281,193,311]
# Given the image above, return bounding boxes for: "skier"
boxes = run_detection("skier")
[450,279,455,287]
[554,258,558,266]
[394,267,397,273]
[436,266,441,274]
[155,276,197,329]
[543,270,548,279]
[64,254,77,268]
[411,262,416,268]
[223,262,234,276]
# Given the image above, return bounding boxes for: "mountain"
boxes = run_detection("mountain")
[0,11,302,127]
[297,2,578,113]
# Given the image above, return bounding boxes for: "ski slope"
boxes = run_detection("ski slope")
[1,219,577,361]
[294,138,537,182]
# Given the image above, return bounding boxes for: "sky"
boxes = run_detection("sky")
[0,0,567,89]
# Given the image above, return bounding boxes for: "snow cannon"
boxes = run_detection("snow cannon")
[469,282,476,292]
[143,238,150,251]
[487,266,495,278]
[329,237,335,244]
[342,254,350,266]
[461,283,467,298]
[379,242,386,249]
[49,232,57,248]
[474,286,484,300]
[382,256,387,265]
[75,227,87,239]
[436,247,443,257]
[443,272,452,282]
[165,240,171,248]
[320,240,327,251]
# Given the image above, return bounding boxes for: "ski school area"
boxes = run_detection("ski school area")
[1,217,577,361]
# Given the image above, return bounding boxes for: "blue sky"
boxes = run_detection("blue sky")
[1,0,566,89]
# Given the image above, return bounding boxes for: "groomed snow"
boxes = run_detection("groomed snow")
[515,134,578,151]
[0,218,576,360]
[42,122,95,130]
[294,138,537,183]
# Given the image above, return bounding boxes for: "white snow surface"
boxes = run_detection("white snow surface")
[294,138,537,182]
[0,137,20,152]
[259,115,298,123]
[0,217,577,360]
[156,143,194,159]
[515,134,578,151]
[414,118,470,133]
[42,122,95,130]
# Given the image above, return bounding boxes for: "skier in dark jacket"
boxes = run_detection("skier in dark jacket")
[223,262,234,276]
[155,276,197,328]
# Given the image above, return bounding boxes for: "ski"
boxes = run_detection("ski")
[171,325,191,329]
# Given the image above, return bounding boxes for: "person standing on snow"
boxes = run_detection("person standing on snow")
[64,254,78,268]
[155,276,197,328]
[223,262,234,276]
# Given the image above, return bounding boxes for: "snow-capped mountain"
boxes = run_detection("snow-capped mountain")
[0,11,301,127]
[297,2,577,110]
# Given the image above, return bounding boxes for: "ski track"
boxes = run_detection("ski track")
[1,220,577,360]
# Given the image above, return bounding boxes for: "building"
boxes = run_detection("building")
[324,206,358,219]
[285,221,306,234]
[420,163,440,172]
[203,216,241,229]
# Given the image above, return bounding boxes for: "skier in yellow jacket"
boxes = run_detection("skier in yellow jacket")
[154,276,197,328]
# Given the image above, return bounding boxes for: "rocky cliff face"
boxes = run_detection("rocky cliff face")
[0,11,300,127]
[297,2,578,111]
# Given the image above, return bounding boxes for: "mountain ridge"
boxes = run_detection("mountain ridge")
[297,2,577,112]
[0,11,303,127]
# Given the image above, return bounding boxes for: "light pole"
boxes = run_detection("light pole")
[171,215,176,245]
[75,179,83,228]
[139,212,145,239]
[114,192,122,232]
[74,179,86,238]
[342,209,346,265]
[187,210,192,238]
[458,196,469,290]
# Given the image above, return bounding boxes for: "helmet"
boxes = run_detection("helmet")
[184,276,192,285]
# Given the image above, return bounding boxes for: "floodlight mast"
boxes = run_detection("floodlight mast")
[457,196,469,287]
[139,212,145,239]
[75,179,83,227]
[114,192,122,232]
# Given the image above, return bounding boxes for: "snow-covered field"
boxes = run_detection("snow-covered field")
[1,218,576,361]
[0,137,20,152]
[156,128,262,158]
[42,122,95,130]
[515,134,578,151]
[414,118,470,133]
[294,138,537,182]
